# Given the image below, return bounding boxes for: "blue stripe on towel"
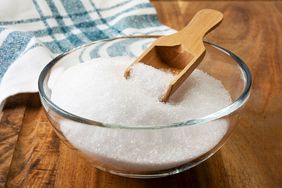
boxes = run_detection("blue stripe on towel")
[0,31,32,79]
[60,0,108,40]
[46,0,84,47]
[32,0,64,52]
[88,0,124,36]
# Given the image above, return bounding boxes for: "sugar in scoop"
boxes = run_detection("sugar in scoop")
[51,56,232,172]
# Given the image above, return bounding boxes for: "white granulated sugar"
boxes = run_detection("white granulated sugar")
[51,56,232,172]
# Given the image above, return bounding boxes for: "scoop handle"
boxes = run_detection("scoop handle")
[160,9,223,102]
[180,9,223,38]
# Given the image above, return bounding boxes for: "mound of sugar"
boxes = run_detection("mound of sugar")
[51,56,232,172]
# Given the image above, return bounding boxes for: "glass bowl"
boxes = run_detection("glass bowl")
[38,36,251,178]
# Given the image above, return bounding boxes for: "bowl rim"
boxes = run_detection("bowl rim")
[38,35,252,129]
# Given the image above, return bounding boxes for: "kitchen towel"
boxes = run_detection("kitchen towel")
[0,0,173,109]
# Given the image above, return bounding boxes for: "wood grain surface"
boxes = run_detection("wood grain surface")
[1,1,282,187]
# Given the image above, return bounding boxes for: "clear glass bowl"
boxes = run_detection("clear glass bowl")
[38,36,252,178]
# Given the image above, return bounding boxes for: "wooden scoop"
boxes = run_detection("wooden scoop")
[124,9,223,102]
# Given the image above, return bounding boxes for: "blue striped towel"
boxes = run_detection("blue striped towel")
[0,0,173,109]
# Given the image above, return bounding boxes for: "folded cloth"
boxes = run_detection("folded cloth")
[0,0,174,109]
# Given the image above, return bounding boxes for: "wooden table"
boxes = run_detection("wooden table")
[1,1,281,187]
